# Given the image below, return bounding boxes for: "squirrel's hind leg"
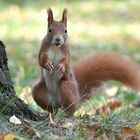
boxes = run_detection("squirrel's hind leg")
[32,78,56,113]
[59,80,80,115]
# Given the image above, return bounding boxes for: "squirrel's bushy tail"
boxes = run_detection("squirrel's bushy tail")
[73,52,140,99]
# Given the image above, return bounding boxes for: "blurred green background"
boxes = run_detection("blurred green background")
[0,0,140,106]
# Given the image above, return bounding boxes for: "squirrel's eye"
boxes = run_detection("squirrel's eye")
[48,28,52,33]
[65,29,67,33]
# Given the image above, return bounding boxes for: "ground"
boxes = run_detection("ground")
[0,0,140,139]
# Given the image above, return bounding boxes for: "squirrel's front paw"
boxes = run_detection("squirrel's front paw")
[45,61,54,73]
[58,64,65,78]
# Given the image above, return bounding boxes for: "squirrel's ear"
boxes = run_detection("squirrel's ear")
[62,8,68,26]
[47,8,53,27]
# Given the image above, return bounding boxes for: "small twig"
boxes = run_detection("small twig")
[87,99,105,119]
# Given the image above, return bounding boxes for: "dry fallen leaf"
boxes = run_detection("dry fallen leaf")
[0,134,4,140]
[114,135,122,140]
[9,115,21,124]
[97,105,111,118]
[121,126,135,134]
[135,122,140,131]
[79,122,102,138]
[74,106,87,117]
[124,134,140,140]
[105,86,118,97]
[58,119,74,128]
[102,133,109,140]
[4,134,16,140]
[20,86,33,104]
[108,98,121,110]
[97,98,121,118]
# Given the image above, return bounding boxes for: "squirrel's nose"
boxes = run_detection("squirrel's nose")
[55,38,61,42]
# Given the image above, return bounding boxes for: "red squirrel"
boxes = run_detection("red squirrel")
[32,8,140,115]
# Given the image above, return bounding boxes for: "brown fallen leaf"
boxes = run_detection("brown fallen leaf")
[108,98,121,110]
[115,135,122,140]
[79,122,102,138]
[97,105,111,118]
[102,133,109,140]
[97,98,121,118]
[121,126,136,134]
[105,130,122,140]
[0,134,4,140]
[124,134,140,140]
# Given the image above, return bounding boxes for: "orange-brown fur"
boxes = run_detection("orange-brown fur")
[32,8,140,115]
[74,52,140,100]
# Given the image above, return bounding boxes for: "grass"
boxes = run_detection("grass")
[1,102,140,139]
[0,0,140,139]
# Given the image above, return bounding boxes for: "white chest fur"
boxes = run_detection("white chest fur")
[43,46,64,106]
[47,46,64,66]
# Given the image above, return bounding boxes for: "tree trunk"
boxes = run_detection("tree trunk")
[0,41,44,120]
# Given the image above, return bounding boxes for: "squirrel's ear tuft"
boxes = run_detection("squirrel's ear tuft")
[62,8,68,26]
[47,8,53,27]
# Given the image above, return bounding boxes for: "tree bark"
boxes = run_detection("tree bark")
[0,41,44,120]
